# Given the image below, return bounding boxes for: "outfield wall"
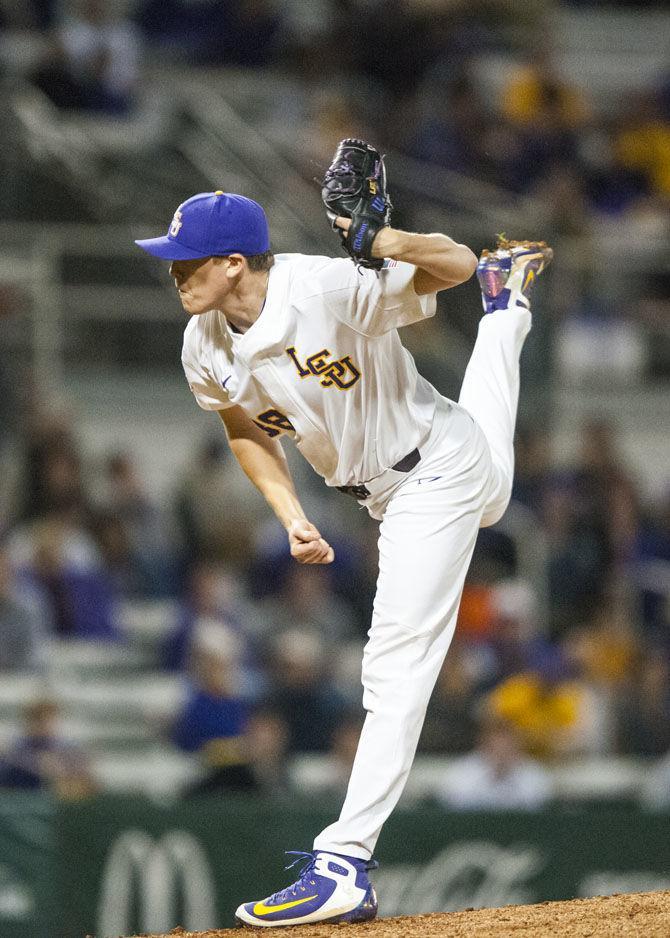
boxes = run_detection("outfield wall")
[0,794,668,937]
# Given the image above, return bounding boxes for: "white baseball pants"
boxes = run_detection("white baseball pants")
[313,305,532,859]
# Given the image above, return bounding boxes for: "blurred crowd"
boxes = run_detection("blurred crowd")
[0,384,668,809]
[0,0,668,810]
[2,0,668,227]
[1,0,668,372]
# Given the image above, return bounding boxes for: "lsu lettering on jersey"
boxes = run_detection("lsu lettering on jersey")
[181,254,438,488]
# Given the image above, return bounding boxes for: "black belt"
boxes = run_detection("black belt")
[336,447,421,500]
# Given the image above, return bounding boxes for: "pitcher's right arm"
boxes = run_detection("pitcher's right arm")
[218,406,334,564]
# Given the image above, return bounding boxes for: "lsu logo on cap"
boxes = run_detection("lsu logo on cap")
[169,209,183,238]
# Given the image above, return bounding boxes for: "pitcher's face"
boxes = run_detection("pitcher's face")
[169,256,231,315]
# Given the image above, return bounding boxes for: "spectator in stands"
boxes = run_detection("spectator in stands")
[254,562,359,646]
[6,398,125,641]
[174,435,268,571]
[60,0,141,114]
[171,618,248,758]
[33,0,142,114]
[486,648,593,760]
[581,119,652,217]
[241,707,292,796]
[543,480,610,637]
[162,559,259,685]
[262,628,346,753]
[485,580,556,686]
[7,507,121,641]
[92,451,173,597]
[557,605,636,756]
[501,57,590,132]
[562,599,637,695]
[497,53,589,192]
[0,545,48,671]
[573,420,640,558]
[0,698,97,799]
[615,90,670,200]
[409,72,488,177]
[18,410,85,523]
[542,420,641,637]
[90,511,159,600]
[186,706,292,797]
[98,452,162,551]
[247,518,373,638]
[433,715,553,811]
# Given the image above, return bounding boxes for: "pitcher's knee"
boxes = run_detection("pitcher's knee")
[361,691,430,734]
[361,671,434,719]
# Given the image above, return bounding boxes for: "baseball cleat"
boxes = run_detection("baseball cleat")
[477,238,553,313]
[234,850,378,928]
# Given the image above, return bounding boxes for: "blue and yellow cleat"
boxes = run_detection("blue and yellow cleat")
[477,238,553,314]
[235,850,378,928]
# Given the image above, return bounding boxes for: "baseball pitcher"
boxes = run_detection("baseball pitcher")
[135,139,552,928]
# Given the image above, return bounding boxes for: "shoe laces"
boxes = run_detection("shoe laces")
[266,851,318,904]
[267,850,378,905]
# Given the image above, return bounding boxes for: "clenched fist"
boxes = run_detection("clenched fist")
[287,519,335,564]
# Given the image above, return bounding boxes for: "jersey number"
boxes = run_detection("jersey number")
[253,409,295,438]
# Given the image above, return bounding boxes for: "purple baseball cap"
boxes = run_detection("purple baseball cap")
[135,191,270,260]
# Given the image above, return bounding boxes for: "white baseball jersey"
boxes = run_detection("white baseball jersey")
[181,253,438,488]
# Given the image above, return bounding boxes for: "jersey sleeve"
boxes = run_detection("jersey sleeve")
[181,318,235,412]
[312,257,438,336]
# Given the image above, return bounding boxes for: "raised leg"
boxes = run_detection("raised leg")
[458,238,552,527]
[458,305,531,527]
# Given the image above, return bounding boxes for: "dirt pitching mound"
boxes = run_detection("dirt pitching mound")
[127,889,670,938]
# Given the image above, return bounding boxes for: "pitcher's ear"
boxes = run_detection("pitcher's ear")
[222,254,245,278]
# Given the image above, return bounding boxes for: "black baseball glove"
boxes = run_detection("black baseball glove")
[321,138,392,270]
